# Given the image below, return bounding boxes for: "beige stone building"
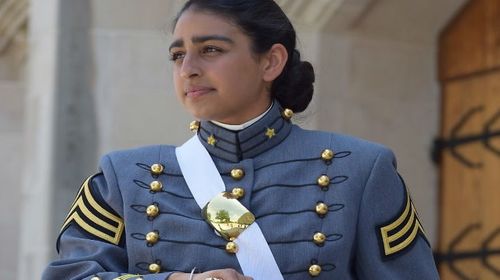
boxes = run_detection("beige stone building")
[0,0,470,279]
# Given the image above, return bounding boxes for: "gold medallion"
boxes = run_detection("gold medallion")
[202,192,255,241]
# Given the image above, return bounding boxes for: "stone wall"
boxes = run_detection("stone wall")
[0,80,24,280]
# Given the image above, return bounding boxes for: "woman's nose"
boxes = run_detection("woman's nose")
[180,54,201,79]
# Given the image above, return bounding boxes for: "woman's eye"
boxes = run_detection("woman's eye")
[169,52,185,62]
[203,46,222,55]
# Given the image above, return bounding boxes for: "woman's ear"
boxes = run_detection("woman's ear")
[262,44,288,82]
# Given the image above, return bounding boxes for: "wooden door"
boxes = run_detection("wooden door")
[437,0,500,279]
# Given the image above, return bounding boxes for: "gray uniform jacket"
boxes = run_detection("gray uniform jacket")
[42,103,440,280]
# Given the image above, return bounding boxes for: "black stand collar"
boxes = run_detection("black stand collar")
[197,102,293,163]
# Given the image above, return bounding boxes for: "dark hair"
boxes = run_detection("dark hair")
[173,0,315,113]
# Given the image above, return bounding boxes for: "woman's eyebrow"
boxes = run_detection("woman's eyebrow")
[192,35,234,45]
[169,39,183,52]
[169,35,234,51]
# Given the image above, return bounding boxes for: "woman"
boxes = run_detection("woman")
[43,0,439,279]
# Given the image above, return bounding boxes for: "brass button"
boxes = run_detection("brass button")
[226,241,238,254]
[317,175,330,187]
[230,168,245,180]
[149,181,163,192]
[146,231,159,245]
[189,120,200,132]
[231,187,245,199]
[282,108,294,120]
[313,232,326,245]
[309,264,321,276]
[146,205,160,218]
[150,163,164,175]
[90,277,101,280]
[148,263,161,273]
[321,149,334,161]
[315,202,328,216]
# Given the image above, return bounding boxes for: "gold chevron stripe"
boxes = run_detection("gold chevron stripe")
[61,175,124,245]
[113,274,142,280]
[379,192,425,256]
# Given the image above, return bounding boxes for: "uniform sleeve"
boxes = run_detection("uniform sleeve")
[42,156,173,280]
[354,148,440,279]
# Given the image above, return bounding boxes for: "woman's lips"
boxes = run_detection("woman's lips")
[185,87,214,98]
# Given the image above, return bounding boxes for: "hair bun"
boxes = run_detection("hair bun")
[273,49,315,113]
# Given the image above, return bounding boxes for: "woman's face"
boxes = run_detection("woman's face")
[170,9,272,124]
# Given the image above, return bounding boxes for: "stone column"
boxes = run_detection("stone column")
[18,0,96,278]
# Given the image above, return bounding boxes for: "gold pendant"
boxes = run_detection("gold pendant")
[202,192,255,241]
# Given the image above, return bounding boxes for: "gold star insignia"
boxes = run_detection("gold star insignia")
[265,128,276,139]
[207,135,217,146]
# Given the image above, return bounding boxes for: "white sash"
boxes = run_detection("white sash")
[175,135,284,280]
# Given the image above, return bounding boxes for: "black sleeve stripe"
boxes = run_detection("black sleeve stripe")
[60,175,124,245]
